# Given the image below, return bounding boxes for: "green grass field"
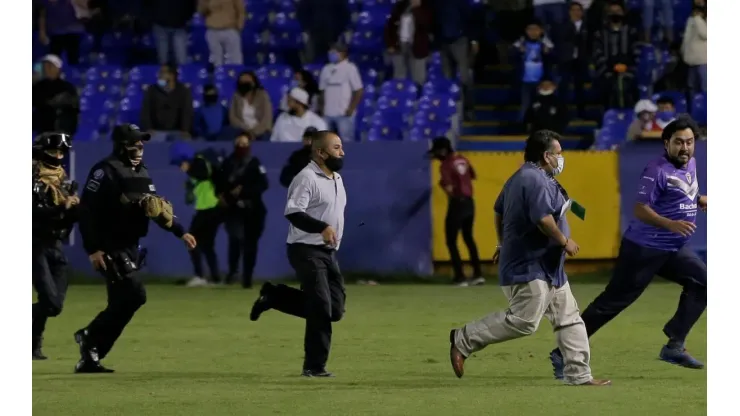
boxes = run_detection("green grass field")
[32,279,707,416]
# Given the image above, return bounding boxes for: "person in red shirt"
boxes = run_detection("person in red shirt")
[428,137,484,286]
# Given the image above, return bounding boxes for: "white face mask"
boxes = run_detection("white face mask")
[550,154,565,176]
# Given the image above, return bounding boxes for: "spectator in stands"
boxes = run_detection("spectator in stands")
[642,0,673,43]
[655,96,677,124]
[592,1,639,110]
[384,0,434,87]
[319,43,363,141]
[38,0,86,65]
[140,64,194,141]
[627,99,661,140]
[433,0,479,121]
[228,71,274,141]
[198,0,246,66]
[524,80,569,134]
[533,0,567,31]
[280,69,320,113]
[271,88,328,143]
[682,1,707,94]
[148,0,196,66]
[193,84,229,141]
[513,21,554,121]
[555,1,590,118]
[297,0,351,63]
[32,55,80,136]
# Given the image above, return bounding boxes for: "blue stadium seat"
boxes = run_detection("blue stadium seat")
[368,125,403,141]
[380,79,418,100]
[422,80,461,101]
[691,92,707,126]
[179,64,209,85]
[305,63,323,79]
[418,94,457,117]
[124,84,148,101]
[85,65,124,86]
[261,78,289,109]
[129,65,160,85]
[409,126,447,142]
[602,109,632,126]
[256,65,292,81]
[62,67,84,86]
[350,31,383,53]
[272,12,301,32]
[267,30,304,51]
[215,65,246,83]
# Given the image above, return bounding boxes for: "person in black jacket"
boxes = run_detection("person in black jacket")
[32,55,80,136]
[555,2,590,117]
[32,132,78,360]
[74,124,197,373]
[217,132,269,288]
[524,80,570,134]
[279,126,317,188]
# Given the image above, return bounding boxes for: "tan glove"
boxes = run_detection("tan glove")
[140,195,175,228]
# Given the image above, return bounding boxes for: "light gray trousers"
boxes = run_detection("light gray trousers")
[454,280,593,385]
[206,28,243,65]
[391,43,427,85]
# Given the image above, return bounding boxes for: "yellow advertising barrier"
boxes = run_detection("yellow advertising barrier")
[431,151,622,261]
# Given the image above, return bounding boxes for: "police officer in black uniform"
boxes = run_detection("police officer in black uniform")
[279,126,317,188]
[74,124,197,373]
[32,132,78,360]
[217,131,269,288]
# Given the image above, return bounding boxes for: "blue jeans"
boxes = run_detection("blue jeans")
[324,115,356,141]
[687,64,707,94]
[643,0,674,40]
[153,25,188,65]
[534,3,566,31]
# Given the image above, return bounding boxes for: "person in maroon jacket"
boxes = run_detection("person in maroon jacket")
[383,0,433,86]
[428,137,484,286]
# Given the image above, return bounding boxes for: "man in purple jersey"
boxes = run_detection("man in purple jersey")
[550,116,707,378]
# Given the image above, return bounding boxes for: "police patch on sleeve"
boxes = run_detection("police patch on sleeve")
[259,165,266,174]
[92,169,105,180]
[86,180,100,192]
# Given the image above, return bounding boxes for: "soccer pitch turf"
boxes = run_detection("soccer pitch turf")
[32,279,706,416]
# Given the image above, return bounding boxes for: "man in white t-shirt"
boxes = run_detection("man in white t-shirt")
[271,88,328,143]
[318,43,364,141]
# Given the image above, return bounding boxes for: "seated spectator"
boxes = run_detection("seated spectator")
[555,1,589,117]
[655,96,677,125]
[512,21,554,121]
[279,69,320,113]
[592,1,639,110]
[319,43,363,141]
[271,88,327,143]
[140,64,194,141]
[682,1,707,94]
[384,0,433,86]
[32,54,80,136]
[199,0,245,65]
[627,99,661,140]
[193,84,229,141]
[524,80,569,134]
[642,0,673,43]
[228,71,273,141]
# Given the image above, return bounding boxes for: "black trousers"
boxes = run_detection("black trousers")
[84,246,147,360]
[445,197,482,281]
[581,238,707,343]
[225,209,266,287]
[269,244,346,371]
[189,207,223,282]
[559,58,589,115]
[32,240,69,339]
[49,33,82,66]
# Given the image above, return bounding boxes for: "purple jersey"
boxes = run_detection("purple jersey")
[623,156,699,251]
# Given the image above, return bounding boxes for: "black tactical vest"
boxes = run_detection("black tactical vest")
[103,157,156,239]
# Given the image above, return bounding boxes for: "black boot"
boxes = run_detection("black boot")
[73,329,114,374]
[32,336,47,360]
[250,282,274,321]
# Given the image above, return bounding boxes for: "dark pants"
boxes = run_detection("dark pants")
[445,197,482,281]
[84,246,147,360]
[225,208,266,287]
[269,244,346,371]
[49,33,82,65]
[189,207,223,282]
[32,240,69,340]
[599,72,638,110]
[559,59,589,115]
[581,238,707,343]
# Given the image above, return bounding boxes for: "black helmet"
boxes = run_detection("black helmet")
[111,123,151,145]
[33,132,71,167]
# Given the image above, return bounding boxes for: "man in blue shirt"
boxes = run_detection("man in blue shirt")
[448,130,611,386]
[550,116,707,378]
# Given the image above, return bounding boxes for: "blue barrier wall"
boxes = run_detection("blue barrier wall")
[64,141,434,279]
[618,141,707,254]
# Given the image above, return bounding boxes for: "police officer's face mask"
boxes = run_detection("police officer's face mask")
[41,150,64,167]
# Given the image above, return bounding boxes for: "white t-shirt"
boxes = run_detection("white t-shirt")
[241,99,258,129]
[270,110,328,143]
[319,59,363,117]
[399,12,415,43]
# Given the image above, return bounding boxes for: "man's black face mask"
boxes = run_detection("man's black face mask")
[324,154,344,172]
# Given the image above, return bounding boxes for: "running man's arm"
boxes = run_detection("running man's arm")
[633,164,672,229]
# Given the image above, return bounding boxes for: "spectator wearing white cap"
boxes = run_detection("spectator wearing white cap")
[271,88,328,143]
[626,99,665,141]
[32,54,80,137]
[318,43,364,141]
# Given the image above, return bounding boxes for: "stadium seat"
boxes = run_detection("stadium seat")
[215,65,246,83]
[380,79,418,100]
[129,65,160,85]
[652,91,688,113]
[691,92,707,126]
[85,65,124,86]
